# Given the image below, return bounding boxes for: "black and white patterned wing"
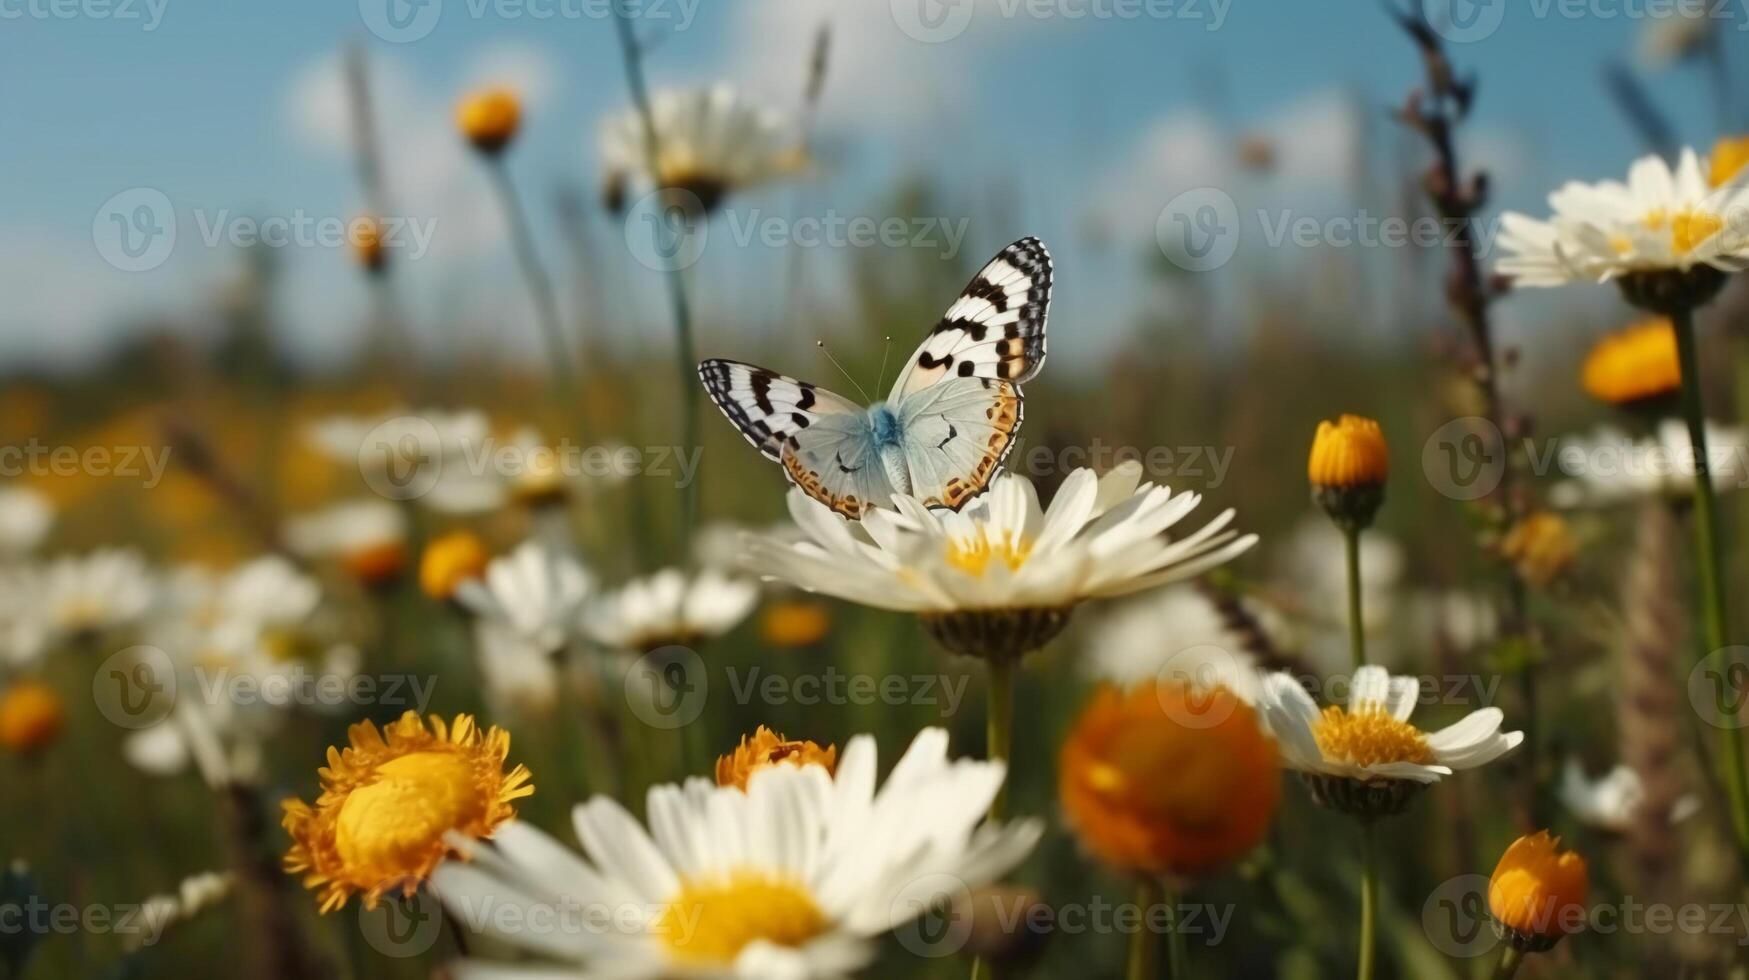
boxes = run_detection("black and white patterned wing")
[698,359,860,462]
[890,237,1052,398]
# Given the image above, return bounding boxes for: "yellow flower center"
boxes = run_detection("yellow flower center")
[334,751,484,878]
[1311,706,1433,767]
[945,533,1032,577]
[1714,136,1749,187]
[1644,207,1724,255]
[657,871,829,965]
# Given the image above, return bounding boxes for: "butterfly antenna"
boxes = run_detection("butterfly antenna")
[816,341,871,401]
[874,335,894,396]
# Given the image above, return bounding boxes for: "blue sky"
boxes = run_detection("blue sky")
[0,0,1741,370]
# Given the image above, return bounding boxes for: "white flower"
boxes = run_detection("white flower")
[457,541,593,654]
[600,84,801,210]
[1497,148,1749,286]
[1549,418,1749,508]
[284,499,407,571]
[1260,665,1523,784]
[0,487,53,555]
[126,871,233,952]
[745,464,1257,615]
[585,568,759,651]
[310,407,505,515]
[433,727,1041,979]
[28,548,156,639]
[1560,759,1700,832]
[472,619,562,716]
[1085,583,1264,704]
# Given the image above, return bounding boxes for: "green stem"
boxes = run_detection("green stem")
[986,656,1016,821]
[1161,879,1189,980]
[1357,825,1378,980]
[484,157,577,409]
[1127,877,1163,980]
[1673,305,1749,858]
[1490,945,1524,980]
[610,0,701,556]
[1344,526,1367,670]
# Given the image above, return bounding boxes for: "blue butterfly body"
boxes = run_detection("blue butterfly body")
[700,238,1052,517]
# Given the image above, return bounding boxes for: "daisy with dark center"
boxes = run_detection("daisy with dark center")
[1501,148,1749,865]
[745,463,1257,818]
[282,711,533,913]
[598,84,803,215]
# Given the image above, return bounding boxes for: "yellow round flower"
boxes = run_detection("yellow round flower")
[1582,319,1680,406]
[351,216,386,273]
[1499,511,1577,587]
[1308,414,1389,489]
[1489,830,1588,947]
[1712,136,1749,188]
[419,530,489,602]
[283,712,533,913]
[715,726,837,790]
[758,599,833,648]
[0,680,63,755]
[1059,682,1279,878]
[456,88,521,155]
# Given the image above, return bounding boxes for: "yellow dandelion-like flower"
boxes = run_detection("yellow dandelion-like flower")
[1489,830,1589,949]
[1582,319,1680,406]
[419,530,489,602]
[1308,415,1389,489]
[715,726,837,791]
[282,711,533,913]
[456,88,521,155]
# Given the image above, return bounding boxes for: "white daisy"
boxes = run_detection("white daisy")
[746,463,1255,616]
[1560,759,1700,833]
[27,548,156,640]
[308,408,501,514]
[472,619,562,717]
[584,568,759,652]
[600,84,802,212]
[1084,583,1265,704]
[1497,148,1749,287]
[0,486,53,555]
[433,727,1042,979]
[457,540,594,654]
[283,499,408,583]
[1260,665,1523,785]
[1549,418,1749,508]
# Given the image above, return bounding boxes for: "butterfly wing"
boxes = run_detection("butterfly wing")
[698,358,895,517]
[895,376,1024,510]
[889,237,1052,399]
[698,359,861,461]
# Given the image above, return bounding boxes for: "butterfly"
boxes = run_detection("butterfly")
[700,237,1051,519]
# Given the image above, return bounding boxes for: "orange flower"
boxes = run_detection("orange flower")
[283,712,533,913]
[1500,511,1577,587]
[456,88,521,155]
[758,600,833,648]
[420,530,489,602]
[0,680,63,755]
[1059,682,1279,878]
[1308,415,1389,489]
[352,215,386,273]
[1489,830,1588,947]
[1582,319,1680,406]
[715,726,837,790]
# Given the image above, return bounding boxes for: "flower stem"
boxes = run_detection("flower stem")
[1162,879,1190,979]
[1127,877,1162,980]
[484,157,577,409]
[1357,825,1378,980]
[610,0,701,554]
[1672,305,1749,857]
[1344,526,1367,670]
[1490,945,1524,980]
[986,655,1016,821]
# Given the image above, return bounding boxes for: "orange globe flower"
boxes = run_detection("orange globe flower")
[715,726,837,790]
[1489,830,1588,951]
[456,88,521,155]
[758,599,833,648]
[0,680,63,755]
[283,712,533,913]
[1581,319,1680,406]
[1308,414,1389,489]
[1059,682,1279,878]
[419,530,489,602]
